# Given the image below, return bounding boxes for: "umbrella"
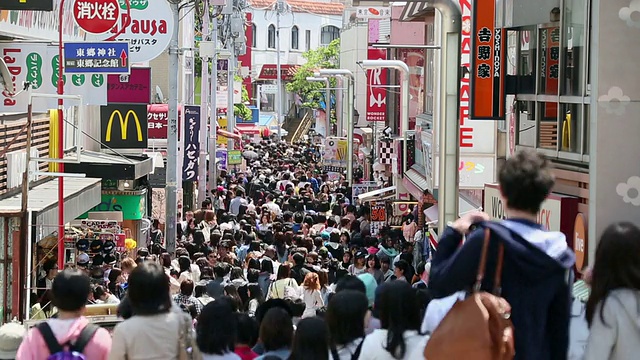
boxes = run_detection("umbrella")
[242,150,259,160]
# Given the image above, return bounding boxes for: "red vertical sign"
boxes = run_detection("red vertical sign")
[239,13,253,100]
[469,0,506,120]
[366,48,387,122]
[541,27,560,118]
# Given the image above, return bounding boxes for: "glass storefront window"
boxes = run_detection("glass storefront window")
[539,101,558,150]
[583,104,590,155]
[559,103,583,153]
[517,27,536,94]
[516,100,536,147]
[539,26,560,95]
[562,0,586,96]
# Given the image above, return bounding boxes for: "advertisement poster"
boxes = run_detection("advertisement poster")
[370,202,387,236]
[322,137,348,179]
[397,48,425,128]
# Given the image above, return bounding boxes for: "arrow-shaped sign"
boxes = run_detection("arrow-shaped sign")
[120,50,128,67]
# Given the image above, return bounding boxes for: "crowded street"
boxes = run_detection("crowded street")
[0,0,638,359]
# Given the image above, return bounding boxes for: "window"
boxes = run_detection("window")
[251,23,256,47]
[291,26,299,50]
[305,30,311,51]
[267,24,276,49]
[562,0,587,96]
[320,25,340,45]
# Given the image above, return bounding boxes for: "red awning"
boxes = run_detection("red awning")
[235,124,261,135]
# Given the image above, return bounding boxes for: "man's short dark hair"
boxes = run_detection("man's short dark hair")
[51,269,91,311]
[498,149,555,214]
[213,264,226,279]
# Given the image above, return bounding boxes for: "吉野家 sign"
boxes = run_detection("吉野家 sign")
[227,150,242,165]
[100,103,148,149]
[469,0,507,120]
[64,42,130,74]
[182,105,201,182]
[1,0,53,11]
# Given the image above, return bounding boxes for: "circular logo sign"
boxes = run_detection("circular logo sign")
[87,0,174,63]
[573,213,587,271]
[73,0,120,34]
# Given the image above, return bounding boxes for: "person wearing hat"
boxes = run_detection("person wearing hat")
[348,250,368,277]
[0,321,25,360]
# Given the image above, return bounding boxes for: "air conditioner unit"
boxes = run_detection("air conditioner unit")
[6,149,38,190]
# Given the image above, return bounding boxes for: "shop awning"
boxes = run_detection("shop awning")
[400,1,434,22]
[405,168,431,192]
[217,129,242,140]
[235,124,262,135]
[423,196,482,224]
[358,186,397,202]
[0,177,101,230]
[64,150,153,180]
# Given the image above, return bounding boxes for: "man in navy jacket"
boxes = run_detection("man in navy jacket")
[429,149,575,360]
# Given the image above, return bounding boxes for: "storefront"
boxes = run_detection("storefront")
[483,183,579,247]
[0,177,102,321]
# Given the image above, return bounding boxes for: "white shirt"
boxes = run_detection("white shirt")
[359,329,428,360]
[264,201,282,216]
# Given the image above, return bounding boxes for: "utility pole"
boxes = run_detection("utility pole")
[226,44,235,150]
[165,0,181,256]
[275,0,284,141]
[198,0,210,205]
[209,13,219,191]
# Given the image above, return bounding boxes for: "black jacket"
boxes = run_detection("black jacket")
[429,220,575,360]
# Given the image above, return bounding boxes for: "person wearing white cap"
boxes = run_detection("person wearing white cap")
[0,321,25,360]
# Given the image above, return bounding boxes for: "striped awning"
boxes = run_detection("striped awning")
[400,1,433,22]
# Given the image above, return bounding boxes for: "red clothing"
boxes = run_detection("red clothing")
[235,345,258,360]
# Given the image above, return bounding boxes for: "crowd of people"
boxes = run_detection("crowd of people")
[2,142,640,360]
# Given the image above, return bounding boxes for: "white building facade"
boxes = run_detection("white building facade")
[249,0,343,114]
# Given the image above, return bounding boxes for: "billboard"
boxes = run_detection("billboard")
[100,103,148,149]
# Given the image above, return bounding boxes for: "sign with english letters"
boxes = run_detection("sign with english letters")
[483,184,579,241]
[366,48,387,122]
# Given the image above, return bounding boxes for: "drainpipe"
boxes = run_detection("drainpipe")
[431,0,462,235]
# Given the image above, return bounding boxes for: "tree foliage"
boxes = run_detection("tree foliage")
[285,39,340,109]
[233,74,252,120]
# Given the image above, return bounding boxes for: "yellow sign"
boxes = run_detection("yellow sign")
[106,110,143,142]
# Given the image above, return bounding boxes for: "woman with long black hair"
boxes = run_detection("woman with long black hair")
[584,222,640,359]
[359,281,427,360]
[287,317,329,360]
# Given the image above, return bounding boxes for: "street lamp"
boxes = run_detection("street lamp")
[305,76,331,137]
[315,69,355,185]
[357,60,410,200]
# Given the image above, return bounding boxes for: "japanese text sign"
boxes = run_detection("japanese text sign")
[541,27,560,118]
[64,41,130,74]
[354,7,391,19]
[470,0,506,120]
[0,43,107,113]
[227,150,242,165]
[86,0,173,63]
[107,67,151,103]
[370,203,387,222]
[216,149,227,170]
[1,0,53,10]
[182,105,201,181]
[366,48,387,122]
[72,0,119,34]
[100,103,148,149]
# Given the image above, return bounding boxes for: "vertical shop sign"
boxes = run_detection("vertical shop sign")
[181,105,200,181]
[470,0,506,120]
[370,202,387,236]
[541,27,560,118]
[366,48,387,122]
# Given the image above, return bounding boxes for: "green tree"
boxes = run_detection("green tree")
[233,74,252,121]
[285,39,340,109]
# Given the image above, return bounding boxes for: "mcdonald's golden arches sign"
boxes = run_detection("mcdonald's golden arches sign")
[100,103,148,149]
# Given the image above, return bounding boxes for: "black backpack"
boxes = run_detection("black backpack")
[37,322,99,360]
